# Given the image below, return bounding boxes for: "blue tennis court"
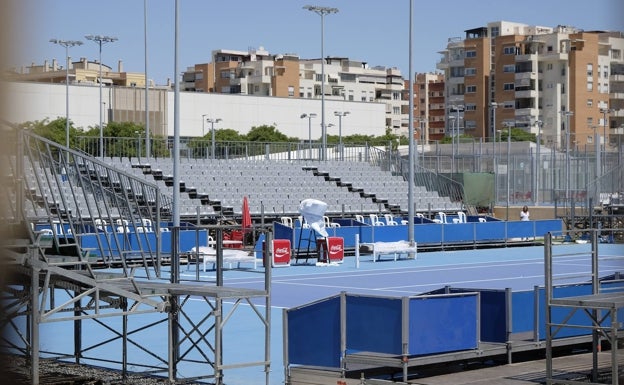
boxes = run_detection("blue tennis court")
[33,242,623,385]
[181,243,624,309]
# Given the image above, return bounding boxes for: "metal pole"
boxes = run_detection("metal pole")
[308,116,312,156]
[85,35,117,158]
[491,103,497,159]
[50,39,83,151]
[408,0,415,249]
[506,124,511,221]
[535,120,542,205]
[98,41,103,157]
[304,6,338,161]
[144,0,151,159]
[320,13,326,161]
[211,120,216,160]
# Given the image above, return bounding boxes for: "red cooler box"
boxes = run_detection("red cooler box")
[327,237,344,262]
[316,237,344,263]
[272,239,291,267]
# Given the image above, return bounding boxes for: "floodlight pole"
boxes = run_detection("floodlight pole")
[144,0,151,159]
[534,120,543,205]
[85,34,118,158]
[50,39,83,151]
[560,110,574,207]
[207,118,222,160]
[304,5,338,161]
[301,113,317,158]
[334,111,349,161]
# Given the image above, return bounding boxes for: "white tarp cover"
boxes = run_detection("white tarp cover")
[298,199,328,237]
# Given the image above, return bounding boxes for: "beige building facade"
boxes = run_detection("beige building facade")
[438,21,624,150]
[182,47,407,136]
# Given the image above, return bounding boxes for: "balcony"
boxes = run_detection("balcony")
[447,76,464,85]
[539,51,568,61]
[609,74,624,82]
[610,91,624,100]
[515,72,537,81]
[515,53,537,62]
[514,108,536,117]
[515,89,538,99]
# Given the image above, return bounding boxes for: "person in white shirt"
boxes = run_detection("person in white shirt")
[520,205,530,221]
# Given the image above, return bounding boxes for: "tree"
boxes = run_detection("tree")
[21,117,80,147]
[244,125,290,142]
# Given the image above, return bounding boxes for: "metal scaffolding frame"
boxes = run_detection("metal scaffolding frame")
[544,230,624,385]
[0,127,272,385]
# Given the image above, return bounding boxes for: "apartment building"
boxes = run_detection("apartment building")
[405,73,446,142]
[9,57,146,88]
[183,47,407,136]
[437,21,624,149]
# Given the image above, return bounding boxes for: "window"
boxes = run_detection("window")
[393,107,401,115]
[587,81,593,92]
[465,103,477,111]
[393,92,401,100]
[613,49,621,60]
[491,26,500,38]
[465,50,477,58]
[315,74,323,82]
[503,46,516,55]
[466,85,477,93]
[288,86,294,97]
[586,63,593,77]
[587,99,593,107]
[504,101,514,109]
[547,63,553,71]
[587,117,594,126]
[465,120,477,129]
[503,64,515,73]
[465,67,476,76]
[503,83,514,91]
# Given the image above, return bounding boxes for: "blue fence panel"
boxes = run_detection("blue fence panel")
[511,290,536,337]
[346,295,403,355]
[441,223,474,243]
[408,294,479,355]
[474,222,506,241]
[274,222,293,243]
[414,224,444,244]
[537,283,595,339]
[534,219,564,236]
[368,226,411,243]
[287,296,342,368]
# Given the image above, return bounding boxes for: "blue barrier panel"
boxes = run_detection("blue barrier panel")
[601,281,624,324]
[160,231,172,253]
[287,296,342,368]
[79,233,105,257]
[471,289,507,343]
[273,222,293,242]
[511,290,536,337]
[422,288,508,343]
[368,226,410,243]
[507,221,533,238]
[441,223,474,243]
[475,221,506,241]
[345,295,403,355]
[414,224,444,244]
[408,294,478,355]
[534,219,564,236]
[537,283,596,339]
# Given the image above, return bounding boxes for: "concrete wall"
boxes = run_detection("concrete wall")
[4,81,386,139]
